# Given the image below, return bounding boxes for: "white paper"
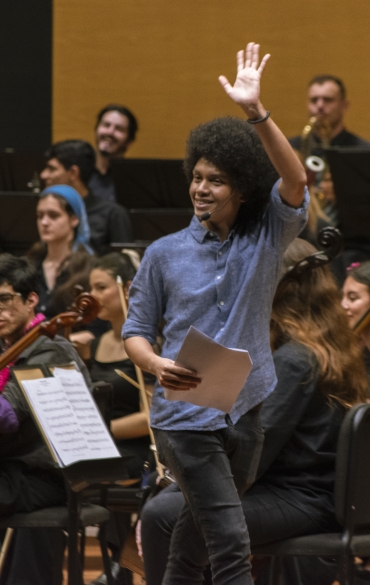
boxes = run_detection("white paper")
[53,369,120,460]
[165,326,252,413]
[22,372,120,467]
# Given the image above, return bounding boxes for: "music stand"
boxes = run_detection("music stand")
[326,148,370,243]
[0,151,45,191]
[110,158,190,208]
[0,192,39,255]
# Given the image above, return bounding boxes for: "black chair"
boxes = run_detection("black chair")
[0,381,128,585]
[251,403,370,585]
[0,493,112,585]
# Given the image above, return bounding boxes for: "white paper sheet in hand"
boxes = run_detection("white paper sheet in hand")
[165,326,253,413]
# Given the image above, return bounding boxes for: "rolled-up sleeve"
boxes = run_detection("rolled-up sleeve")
[122,250,163,344]
[270,181,309,223]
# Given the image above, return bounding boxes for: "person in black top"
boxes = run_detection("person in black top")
[41,140,133,255]
[89,252,153,476]
[139,237,368,585]
[88,252,153,585]
[88,104,139,203]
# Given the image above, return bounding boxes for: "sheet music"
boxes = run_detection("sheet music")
[53,368,120,460]
[165,326,253,413]
[22,372,120,467]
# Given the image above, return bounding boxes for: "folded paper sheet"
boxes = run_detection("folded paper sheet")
[165,326,252,413]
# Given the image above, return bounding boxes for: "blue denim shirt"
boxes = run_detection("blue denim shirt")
[123,181,309,431]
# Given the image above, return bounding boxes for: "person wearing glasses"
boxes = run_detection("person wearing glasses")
[0,253,91,584]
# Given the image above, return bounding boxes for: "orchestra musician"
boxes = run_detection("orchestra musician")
[88,104,139,203]
[88,252,154,585]
[0,253,92,585]
[289,74,370,157]
[139,237,368,585]
[342,261,370,381]
[123,42,308,585]
[29,184,93,319]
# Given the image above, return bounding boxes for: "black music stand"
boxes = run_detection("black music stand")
[110,159,193,241]
[326,148,370,244]
[110,158,190,208]
[0,192,39,255]
[0,151,45,191]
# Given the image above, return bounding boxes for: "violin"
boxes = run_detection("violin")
[354,307,370,335]
[0,292,100,370]
[280,226,343,284]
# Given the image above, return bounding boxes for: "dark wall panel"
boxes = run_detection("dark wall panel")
[0,0,52,152]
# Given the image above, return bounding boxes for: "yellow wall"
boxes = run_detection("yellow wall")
[53,0,370,158]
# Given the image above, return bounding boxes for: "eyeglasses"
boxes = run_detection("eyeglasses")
[0,293,22,311]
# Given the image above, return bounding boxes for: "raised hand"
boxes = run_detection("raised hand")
[219,42,270,108]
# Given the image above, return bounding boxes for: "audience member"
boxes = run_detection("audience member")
[139,238,368,585]
[41,140,133,255]
[89,105,138,203]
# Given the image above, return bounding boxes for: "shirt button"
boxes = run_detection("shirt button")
[209,232,214,236]
[220,301,225,306]
[216,276,221,280]
[218,251,222,256]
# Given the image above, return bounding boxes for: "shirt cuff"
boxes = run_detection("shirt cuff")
[270,181,309,222]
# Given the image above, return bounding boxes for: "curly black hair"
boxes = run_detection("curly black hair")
[183,117,278,233]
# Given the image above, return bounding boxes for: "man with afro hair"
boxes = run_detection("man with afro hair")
[123,42,308,585]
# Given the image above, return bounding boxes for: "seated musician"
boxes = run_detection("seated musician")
[342,261,370,383]
[139,237,368,585]
[88,252,154,585]
[0,253,91,584]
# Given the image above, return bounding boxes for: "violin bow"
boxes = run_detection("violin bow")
[115,276,164,478]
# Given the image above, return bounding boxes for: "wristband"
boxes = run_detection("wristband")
[247,110,270,125]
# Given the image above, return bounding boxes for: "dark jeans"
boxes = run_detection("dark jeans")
[153,408,264,585]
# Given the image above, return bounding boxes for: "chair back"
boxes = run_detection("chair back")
[335,403,370,531]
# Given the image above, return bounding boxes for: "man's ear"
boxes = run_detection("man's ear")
[69,165,81,184]
[26,292,39,312]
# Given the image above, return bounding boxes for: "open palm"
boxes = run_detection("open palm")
[219,42,270,107]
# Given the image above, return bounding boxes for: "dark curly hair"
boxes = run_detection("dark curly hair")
[183,117,278,233]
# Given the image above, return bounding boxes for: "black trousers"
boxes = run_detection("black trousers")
[141,483,339,585]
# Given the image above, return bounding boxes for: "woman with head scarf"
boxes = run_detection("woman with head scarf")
[29,184,94,318]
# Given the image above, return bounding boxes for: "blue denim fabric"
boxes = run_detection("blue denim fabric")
[123,182,309,430]
[153,409,264,585]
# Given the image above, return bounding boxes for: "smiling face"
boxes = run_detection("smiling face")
[0,282,38,343]
[341,276,370,329]
[36,195,79,246]
[95,111,132,157]
[308,81,348,133]
[90,268,129,323]
[189,158,243,236]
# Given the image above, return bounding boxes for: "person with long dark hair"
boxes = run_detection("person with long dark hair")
[342,261,370,379]
[139,238,368,585]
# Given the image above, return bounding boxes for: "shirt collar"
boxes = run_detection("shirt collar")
[188,215,235,244]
